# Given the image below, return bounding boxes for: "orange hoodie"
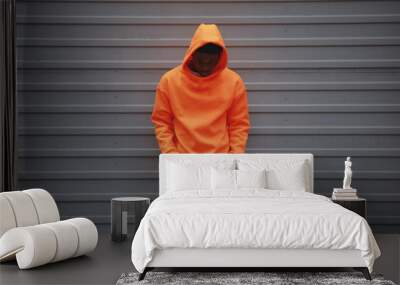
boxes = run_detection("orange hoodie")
[151,23,250,153]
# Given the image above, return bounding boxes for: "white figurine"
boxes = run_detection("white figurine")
[342,156,353,189]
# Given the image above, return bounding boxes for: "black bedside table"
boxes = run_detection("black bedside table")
[332,198,366,218]
[111,197,150,242]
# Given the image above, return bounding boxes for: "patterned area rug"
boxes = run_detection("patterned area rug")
[116,271,396,285]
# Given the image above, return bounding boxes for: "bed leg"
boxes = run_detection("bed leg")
[138,268,148,281]
[354,267,372,280]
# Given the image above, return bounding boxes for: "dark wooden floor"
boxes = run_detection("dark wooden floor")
[1,226,398,285]
[0,225,134,285]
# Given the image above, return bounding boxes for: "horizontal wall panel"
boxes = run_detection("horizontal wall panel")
[16,24,400,39]
[16,37,400,48]
[17,59,400,69]
[316,179,400,195]
[17,113,400,127]
[56,202,112,218]
[16,157,400,172]
[17,90,400,106]
[16,0,400,231]
[17,68,400,83]
[17,81,400,91]
[17,91,156,105]
[16,46,400,62]
[18,126,400,135]
[16,15,400,25]
[17,170,400,180]
[17,1,400,17]
[17,157,159,171]
[17,147,400,158]
[18,170,158,180]
[17,134,400,149]
[17,104,400,113]
[368,203,400,218]
[315,157,400,171]
[17,135,159,149]
[17,179,159,195]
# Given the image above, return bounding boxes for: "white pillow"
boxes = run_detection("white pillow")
[237,159,308,192]
[211,168,268,191]
[166,161,212,192]
[236,169,267,189]
[211,168,237,190]
[165,159,236,193]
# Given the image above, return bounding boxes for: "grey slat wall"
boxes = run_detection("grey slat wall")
[16,0,400,232]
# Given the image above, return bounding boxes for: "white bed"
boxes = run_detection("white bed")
[131,153,380,280]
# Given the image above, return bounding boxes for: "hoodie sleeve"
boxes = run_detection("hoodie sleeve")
[227,78,250,153]
[151,85,178,153]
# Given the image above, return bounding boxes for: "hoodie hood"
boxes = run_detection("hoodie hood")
[182,23,228,79]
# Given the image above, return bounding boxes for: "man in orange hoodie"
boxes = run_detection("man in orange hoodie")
[151,23,250,153]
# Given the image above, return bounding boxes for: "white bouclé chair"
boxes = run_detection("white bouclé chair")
[0,188,98,269]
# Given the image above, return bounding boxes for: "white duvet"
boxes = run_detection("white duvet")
[131,189,380,273]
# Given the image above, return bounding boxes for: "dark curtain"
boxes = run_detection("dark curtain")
[1,0,17,192]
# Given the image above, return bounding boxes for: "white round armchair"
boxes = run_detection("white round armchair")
[0,188,98,269]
